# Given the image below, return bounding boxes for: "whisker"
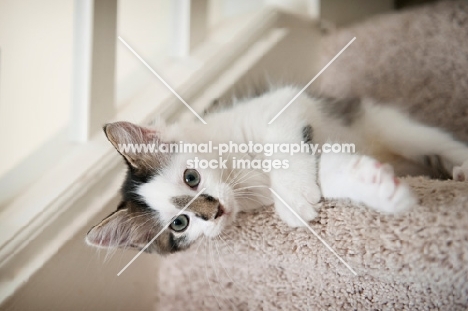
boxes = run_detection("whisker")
[234,185,270,192]
[214,236,250,295]
[209,239,235,310]
[218,234,237,255]
[187,235,206,291]
[204,238,222,309]
[235,196,269,207]
[233,191,272,199]
[228,168,265,188]
[223,152,252,184]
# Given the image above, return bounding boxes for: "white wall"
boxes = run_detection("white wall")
[0,0,73,178]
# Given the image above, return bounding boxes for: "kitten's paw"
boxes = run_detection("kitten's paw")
[274,194,319,227]
[350,155,393,184]
[304,184,322,205]
[378,178,417,213]
[351,156,416,213]
[453,160,468,181]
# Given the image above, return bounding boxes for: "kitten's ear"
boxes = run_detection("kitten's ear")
[86,208,133,249]
[103,121,161,169]
[85,205,155,250]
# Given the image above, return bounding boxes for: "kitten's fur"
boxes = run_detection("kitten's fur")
[86,87,468,254]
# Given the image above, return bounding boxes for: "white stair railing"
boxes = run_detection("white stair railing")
[71,0,117,142]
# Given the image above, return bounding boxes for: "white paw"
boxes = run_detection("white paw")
[376,178,417,213]
[453,160,468,181]
[351,156,417,213]
[350,155,394,184]
[274,190,319,227]
[304,184,322,205]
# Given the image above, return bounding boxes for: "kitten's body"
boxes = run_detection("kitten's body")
[86,87,468,254]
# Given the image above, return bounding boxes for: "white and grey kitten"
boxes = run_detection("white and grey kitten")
[86,87,468,254]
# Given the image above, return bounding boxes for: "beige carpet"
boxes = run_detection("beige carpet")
[317,0,468,142]
[157,2,468,310]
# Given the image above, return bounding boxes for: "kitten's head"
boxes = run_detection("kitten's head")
[86,121,238,255]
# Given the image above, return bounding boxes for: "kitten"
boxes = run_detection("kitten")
[86,86,468,254]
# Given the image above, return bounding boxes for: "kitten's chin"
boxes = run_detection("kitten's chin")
[205,226,223,238]
[205,208,237,238]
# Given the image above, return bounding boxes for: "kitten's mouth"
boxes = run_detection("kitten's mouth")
[214,204,225,219]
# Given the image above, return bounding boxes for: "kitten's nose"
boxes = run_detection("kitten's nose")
[201,194,217,202]
[214,204,225,219]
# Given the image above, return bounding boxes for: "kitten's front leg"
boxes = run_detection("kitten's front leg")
[270,154,322,227]
[320,153,417,213]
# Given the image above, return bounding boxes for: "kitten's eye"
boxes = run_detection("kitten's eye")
[184,169,200,188]
[170,215,189,232]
